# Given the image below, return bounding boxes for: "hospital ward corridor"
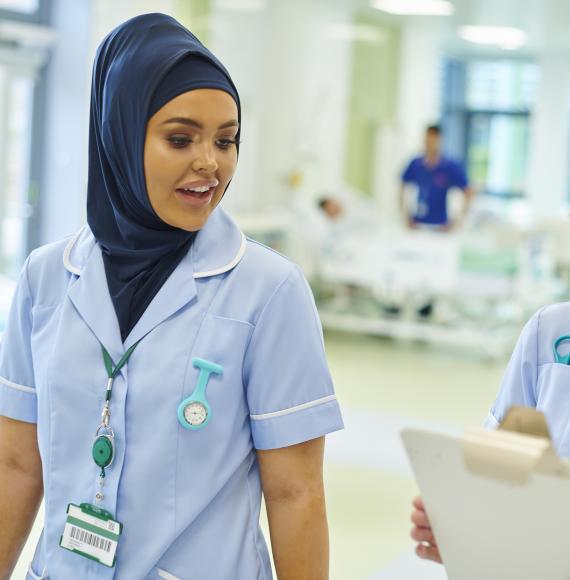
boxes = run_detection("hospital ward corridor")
[4,0,570,579]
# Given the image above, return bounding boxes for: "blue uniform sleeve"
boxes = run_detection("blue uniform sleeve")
[451,160,468,190]
[401,158,418,183]
[0,257,37,423]
[244,266,343,450]
[483,310,541,429]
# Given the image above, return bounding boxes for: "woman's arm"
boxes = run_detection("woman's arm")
[257,436,328,580]
[0,416,43,580]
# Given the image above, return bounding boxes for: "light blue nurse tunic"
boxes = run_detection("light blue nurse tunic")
[484,302,570,457]
[0,208,344,580]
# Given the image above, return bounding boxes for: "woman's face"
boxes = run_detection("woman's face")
[144,88,239,231]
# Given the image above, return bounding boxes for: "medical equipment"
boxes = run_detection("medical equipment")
[553,335,570,364]
[178,358,223,430]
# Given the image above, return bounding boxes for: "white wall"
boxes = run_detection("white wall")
[209,0,352,213]
[38,0,91,244]
[373,17,445,221]
[527,54,570,219]
[395,18,444,165]
[90,0,181,57]
[525,1,570,220]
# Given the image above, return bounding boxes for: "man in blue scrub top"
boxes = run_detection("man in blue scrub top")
[400,125,474,231]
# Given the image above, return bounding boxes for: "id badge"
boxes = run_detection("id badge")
[59,503,122,567]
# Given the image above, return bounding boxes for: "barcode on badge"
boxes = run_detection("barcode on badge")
[69,525,112,552]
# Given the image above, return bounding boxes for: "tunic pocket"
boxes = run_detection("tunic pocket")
[181,314,253,427]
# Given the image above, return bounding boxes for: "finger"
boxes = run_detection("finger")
[416,543,442,564]
[410,509,431,528]
[412,496,425,511]
[410,526,437,545]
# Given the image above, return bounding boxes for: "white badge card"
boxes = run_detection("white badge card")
[59,503,122,567]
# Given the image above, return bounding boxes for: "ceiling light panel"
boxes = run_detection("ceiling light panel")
[371,0,455,16]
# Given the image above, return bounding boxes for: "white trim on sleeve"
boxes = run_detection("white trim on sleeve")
[0,375,35,394]
[250,395,337,421]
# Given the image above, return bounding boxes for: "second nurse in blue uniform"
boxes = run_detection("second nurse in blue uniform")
[410,306,570,563]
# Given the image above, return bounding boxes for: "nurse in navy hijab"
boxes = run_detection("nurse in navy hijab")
[88,12,241,341]
[0,12,343,580]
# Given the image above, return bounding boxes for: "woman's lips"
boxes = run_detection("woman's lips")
[175,186,216,208]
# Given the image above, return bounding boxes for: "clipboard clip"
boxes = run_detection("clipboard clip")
[462,406,566,485]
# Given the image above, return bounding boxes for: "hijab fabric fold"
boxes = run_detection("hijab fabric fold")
[86,13,241,341]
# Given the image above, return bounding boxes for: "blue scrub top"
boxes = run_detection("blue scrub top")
[401,156,468,226]
[484,303,570,457]
[0,208,343,580]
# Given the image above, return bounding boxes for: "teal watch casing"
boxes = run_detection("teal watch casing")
[178,358,223,430]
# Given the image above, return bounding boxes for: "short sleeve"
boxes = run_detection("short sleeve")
[0,257,37,423]
[451,160,468,189]
[244,266,343,450]
[401,159,417,183]
[484,310,541,429]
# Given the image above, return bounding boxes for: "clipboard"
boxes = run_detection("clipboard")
[401,407,570,580]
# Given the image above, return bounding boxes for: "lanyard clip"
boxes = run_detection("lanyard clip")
[100,377,114,428]
[101,401,111,428]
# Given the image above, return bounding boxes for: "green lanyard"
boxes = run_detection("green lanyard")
[93,342,140,484]
[100,342,139,416]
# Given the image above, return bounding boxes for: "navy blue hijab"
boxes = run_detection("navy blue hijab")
[87,13,241,341]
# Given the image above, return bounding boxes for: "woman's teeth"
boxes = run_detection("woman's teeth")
[185,186,210,193]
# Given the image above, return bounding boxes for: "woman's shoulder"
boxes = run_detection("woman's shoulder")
[524,303,570,362]
[533,302,570,329]
[204,236,310,325]
[26,226,92,299]
[240,237,303,286]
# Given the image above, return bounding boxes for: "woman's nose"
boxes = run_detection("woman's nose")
[191,143,218,173]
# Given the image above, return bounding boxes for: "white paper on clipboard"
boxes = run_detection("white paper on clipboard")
[402,424,570,580]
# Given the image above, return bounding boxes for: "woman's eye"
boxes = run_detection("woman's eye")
[216,138,238,150]
[167,136,192,148]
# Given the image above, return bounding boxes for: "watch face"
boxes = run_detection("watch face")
[183,402,208,426]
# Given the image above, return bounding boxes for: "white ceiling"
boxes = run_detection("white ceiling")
[448,0,570,56]
[362,0,570,57]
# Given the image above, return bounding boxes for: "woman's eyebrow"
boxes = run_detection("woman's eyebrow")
[161,117,239,129]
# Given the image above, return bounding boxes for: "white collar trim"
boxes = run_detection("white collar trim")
[62,227,247,279]
[62,229,84,276]
[193,232,247,279]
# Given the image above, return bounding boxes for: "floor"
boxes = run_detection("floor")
[321,332,506,580]
[13,331,508,579]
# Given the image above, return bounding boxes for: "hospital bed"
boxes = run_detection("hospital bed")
[314,223,561,359]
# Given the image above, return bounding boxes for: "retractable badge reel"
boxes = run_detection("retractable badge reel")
[60,342,139,568]
[178,358,223,429]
